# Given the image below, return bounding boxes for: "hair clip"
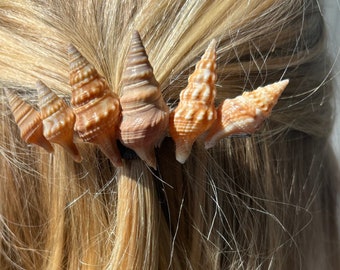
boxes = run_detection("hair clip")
[204,79,289,149]
[169,39,217,164]
[36,80,82,162]
[119,30,169,169]
[5,33,288,167]
[68,44,123,167]
[4,88,54,153]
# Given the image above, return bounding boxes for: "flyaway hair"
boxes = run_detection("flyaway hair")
[0,0,339,269]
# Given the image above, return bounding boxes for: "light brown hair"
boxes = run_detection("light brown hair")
[0,0,339,269]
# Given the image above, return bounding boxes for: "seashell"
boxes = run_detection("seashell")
[169,39,217,164]
[119,30,169,169]
[68,44,122,167]
[36,80,82,162]
[4,88,54,153]
[204,79,289,149]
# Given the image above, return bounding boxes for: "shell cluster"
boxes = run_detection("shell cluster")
[5,31,289,167]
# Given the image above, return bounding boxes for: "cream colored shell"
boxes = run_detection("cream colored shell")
[204,79,289,149]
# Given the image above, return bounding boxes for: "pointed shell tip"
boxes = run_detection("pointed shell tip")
[209,39,217,49]
[280,79,289,87]
[68,44,79,56]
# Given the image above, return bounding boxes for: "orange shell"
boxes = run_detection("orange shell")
[36,80,82,162]
[68,44,122,167]
[204,79,289,149]
[119,30,169,169]
[4,89,54,152]
[169,39,217,163]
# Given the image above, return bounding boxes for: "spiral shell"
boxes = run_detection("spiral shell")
[119,30,169,169]
[36,80,82,162]
[68,44,122,167]
[4,89,54,152]
[204,79,289,149]
[169,39,217,164]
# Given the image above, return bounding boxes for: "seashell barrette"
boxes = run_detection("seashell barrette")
[5,32,289,167]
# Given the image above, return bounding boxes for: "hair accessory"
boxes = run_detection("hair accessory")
[68,44,123,167]
[5,33,288,167]
[204,79,289,149]
[36,80,82,162]
[119,31,169,169]
[169,39,217,164]
[5,88,54,153]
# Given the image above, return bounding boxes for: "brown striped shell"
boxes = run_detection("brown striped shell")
[68,44,122,167]
[169,39,217,164]
[36,80,82,162]
[204,79,289,149]
[4,89,54,152]
[119,30,169,169]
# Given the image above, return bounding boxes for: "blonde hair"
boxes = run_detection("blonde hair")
[0,0,339,269]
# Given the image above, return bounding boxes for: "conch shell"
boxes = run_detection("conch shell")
[119,31,169,169]
[68,44,122,167]
[169,39,217,164]
[204,79,289,149]
[4,89,54,153]
[36,80,82,162]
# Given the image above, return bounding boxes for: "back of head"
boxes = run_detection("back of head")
[0,0,339,269]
